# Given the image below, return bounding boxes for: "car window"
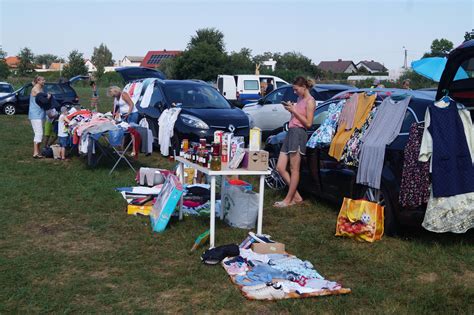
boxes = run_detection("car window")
[0,84,13,93]
[243,80,259,90]
[162,84,231,109]
[61,85,75,95]
[44,84,64,95]
[455,56,474,81]
[264,88,285,104]
[276,81,287,88]
[313,104,329,126]
[400,109,417,133]
[283,87,298,102]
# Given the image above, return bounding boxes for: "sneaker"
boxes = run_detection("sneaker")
[245,284,285,300]
[241,282,271,293]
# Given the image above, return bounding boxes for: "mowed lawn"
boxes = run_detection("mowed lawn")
[0,87,472,313]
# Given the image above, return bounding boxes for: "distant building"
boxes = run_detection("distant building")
[356,60,387,73]
[141,50,182,68]
[318,59,357,74]
[5,56,20,69]
[84,59,97,73]
[119,56,144,67]
[261,58,277,71]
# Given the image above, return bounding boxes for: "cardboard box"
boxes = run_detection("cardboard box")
[242,150,269,171]
[127,204,153,216]
[251,242,286,254]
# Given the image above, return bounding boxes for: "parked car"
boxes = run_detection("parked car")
[243,84,354,137]
[0,82,14,98]
[263,39,474,234]
[217,74,288,107]
[116,67,250,153]
[0,75,89,115]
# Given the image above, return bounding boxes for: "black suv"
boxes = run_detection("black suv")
[116,67,250,153]
[0,75,88,115]
[264,40,474,234]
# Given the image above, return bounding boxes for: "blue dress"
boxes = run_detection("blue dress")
[428,100,474,197]
[28,95,46,120]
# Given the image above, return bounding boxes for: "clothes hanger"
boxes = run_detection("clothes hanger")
[365,90,376,96]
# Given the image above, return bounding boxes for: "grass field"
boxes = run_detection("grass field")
[0,87,472,313]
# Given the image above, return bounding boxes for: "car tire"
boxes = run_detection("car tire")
[3,103,16,116]
[361,185,399,236]
[265,156,287,190]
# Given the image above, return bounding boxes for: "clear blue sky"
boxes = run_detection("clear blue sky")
[1,0,472,69]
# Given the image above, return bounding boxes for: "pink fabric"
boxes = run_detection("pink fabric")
[337,93,359,131]
[289,96,314,129]
[76,117,113,137]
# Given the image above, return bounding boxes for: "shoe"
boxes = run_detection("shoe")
[245,283,285,300]
[225,263,248,276]
[241,282,271,293]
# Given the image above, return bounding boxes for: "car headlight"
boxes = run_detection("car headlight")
[180,114,209,130]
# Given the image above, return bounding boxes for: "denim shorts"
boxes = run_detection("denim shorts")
[58,136,69,148]
[127,112,140,124]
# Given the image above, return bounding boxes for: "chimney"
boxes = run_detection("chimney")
[338,59,342,62]
[164,49,167,52]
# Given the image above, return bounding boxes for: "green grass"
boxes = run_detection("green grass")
[0,88,472,313]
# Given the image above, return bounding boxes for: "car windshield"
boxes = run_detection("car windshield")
[0,84,13,93]
[162,84,231,109]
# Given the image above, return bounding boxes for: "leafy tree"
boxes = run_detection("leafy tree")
[17,47,35,75]
[188,28,225,53]
[253,52,279,65]
[464,30,474,42]
[35,54,60,68]
[158,57,177,79]
[62,50,88,78]
[398,69,437,89]
[227,48,254,74]
[0,47,9,79]
[423,38,454,58]
[91,43,114,78]
[174,42,227,81]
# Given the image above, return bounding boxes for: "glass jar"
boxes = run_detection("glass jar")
[210,155,221,171]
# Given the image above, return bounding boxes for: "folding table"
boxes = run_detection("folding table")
[175,156,270,249]
[87,131,136,175]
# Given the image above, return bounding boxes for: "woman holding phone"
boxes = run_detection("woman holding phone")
[274,76,316,208]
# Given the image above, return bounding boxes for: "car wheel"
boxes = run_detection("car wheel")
[265,156,286,190]
[362,186,399,236]
[3,103,16,116]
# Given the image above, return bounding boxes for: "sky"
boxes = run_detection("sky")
[0,0,472,70]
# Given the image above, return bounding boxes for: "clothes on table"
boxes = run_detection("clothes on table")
[307,99,345,148]
[419,99,474,198]
[356,96,411,189]
[399,122,431,208]
[329,93,376,160]
[158,108,181,156]
[340,106,377,167]
[67,110,91,121]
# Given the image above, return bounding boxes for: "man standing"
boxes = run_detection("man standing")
[264,78,274,95]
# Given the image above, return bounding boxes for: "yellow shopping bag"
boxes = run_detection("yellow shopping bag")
[335,198,384,242]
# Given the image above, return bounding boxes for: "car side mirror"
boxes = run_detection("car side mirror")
[257,98,264,105]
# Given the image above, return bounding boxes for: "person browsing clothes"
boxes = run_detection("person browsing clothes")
[275,77,316,208]
[107,86,139,124]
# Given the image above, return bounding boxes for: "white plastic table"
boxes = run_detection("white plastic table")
[175,156,270,248]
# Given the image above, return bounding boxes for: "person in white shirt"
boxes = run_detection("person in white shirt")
[107,86,139,123]
[57,106,70,160]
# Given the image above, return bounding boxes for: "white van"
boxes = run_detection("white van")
[217,74,288,107]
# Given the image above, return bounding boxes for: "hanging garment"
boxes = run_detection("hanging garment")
[399,122,431,208]
[423,190,474,233]
[158,108,181,156]
[329,93,376,161]
[128,127,142,159]
[337,93,359,131]
[307,99,345,148]
[419,100,474,198]
[123,81,144,105]
[357,96,411,189]
[341,106,377,167]
[136,78,158,109]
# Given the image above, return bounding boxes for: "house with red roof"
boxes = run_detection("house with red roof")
[5,56,20,69]
[141,50,182,68]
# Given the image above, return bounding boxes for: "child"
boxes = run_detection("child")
[57,106,70,160]
[90,81,99,112]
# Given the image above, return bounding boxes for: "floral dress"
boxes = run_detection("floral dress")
[307,99,345,149]
[340,106,378,167]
